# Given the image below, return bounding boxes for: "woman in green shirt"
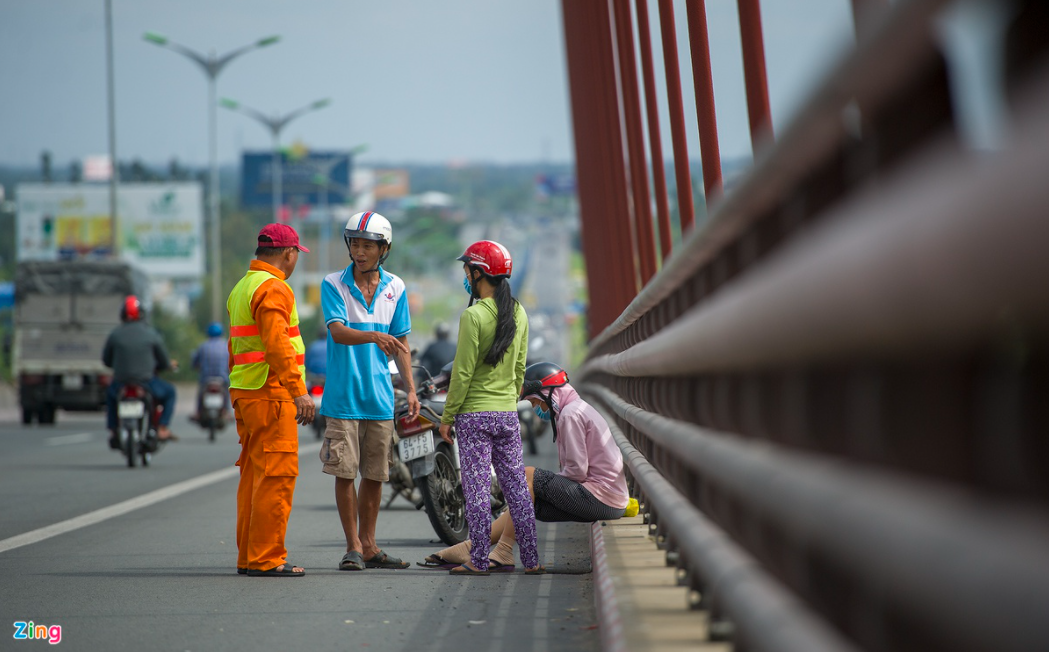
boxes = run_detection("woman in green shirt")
[437,240,542,575]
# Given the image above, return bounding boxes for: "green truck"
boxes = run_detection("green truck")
[13,260,149,425]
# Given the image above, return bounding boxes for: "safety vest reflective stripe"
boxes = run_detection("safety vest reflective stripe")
[231,352,305,366]
[229,324,300,338]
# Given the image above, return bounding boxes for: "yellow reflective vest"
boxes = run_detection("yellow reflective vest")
[227,269,305,390]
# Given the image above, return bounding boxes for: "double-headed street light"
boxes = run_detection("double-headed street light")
[219,98,332,223]
[142,31,279,323]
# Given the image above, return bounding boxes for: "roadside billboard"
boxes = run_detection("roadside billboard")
[374,169,410,199]
[15,183,204,278]
[241,151,352,207]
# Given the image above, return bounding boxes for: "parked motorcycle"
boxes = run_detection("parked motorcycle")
[198,377,228,443]
[391,361,505,545]
[307,376,326,440]
[116,383,161,468]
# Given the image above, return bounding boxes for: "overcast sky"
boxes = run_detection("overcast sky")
[0,1,855,169]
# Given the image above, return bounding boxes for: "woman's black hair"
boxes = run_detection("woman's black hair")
[472,267,519,366]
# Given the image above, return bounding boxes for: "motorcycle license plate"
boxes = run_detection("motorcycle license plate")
[398,431,434,462]
[118,401,144,419]
[203,394,224,409]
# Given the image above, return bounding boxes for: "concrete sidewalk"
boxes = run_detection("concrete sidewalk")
[591,515,728,652]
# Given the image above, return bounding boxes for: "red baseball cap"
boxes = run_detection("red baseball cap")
[257,223,309,252]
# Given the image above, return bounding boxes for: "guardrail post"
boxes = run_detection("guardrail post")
[635,0,674,262]
[737,0,774,150]
[685,0,724,204]
[657,0,698,234]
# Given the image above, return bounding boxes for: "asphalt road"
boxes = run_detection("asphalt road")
[0,406,598,652]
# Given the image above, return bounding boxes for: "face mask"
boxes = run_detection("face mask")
[533,405,551,421]
[463,275,473,296]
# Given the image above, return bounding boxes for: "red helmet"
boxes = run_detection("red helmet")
[457,240,512,278]
[520,362,569,400]
[121,295,142,322]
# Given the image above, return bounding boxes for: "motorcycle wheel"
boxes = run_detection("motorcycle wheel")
[418,442,468,545]
[124,427,136,468]
[208,423,216,443]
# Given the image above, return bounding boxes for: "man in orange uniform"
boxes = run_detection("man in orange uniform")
[227,223,316,577]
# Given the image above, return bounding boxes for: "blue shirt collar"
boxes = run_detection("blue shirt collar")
[340,265,390,313]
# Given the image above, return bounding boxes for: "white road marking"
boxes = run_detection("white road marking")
[0,441,322,555]
[46,432,97,446]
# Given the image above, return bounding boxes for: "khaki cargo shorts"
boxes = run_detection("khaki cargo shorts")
[319,418,394,481]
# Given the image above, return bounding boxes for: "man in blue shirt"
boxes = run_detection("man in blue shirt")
[319,211,419,572]
[191,321,230,419]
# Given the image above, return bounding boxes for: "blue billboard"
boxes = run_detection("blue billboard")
[240,151,352,208]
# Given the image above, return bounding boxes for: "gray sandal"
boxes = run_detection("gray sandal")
[339,550,365,571]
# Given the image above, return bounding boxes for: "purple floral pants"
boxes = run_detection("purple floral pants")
[454,411,539,571]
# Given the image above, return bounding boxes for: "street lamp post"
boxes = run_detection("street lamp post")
[142,31,279,323]
[311,144,366,272]
[308,156,347,273]
[219,98,332,223]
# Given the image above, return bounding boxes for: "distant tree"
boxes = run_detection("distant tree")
[151,304,202,382]
[168,158,186,181]
[130,159,148,182]
[69,161,82,184]
[41,151,52,183]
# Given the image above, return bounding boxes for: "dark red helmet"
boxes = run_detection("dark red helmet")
[520,362,569,400]
[121,295,143,322]
[457,240,513,278]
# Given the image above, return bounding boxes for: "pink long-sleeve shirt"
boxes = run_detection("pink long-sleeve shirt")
[550,385,629,510]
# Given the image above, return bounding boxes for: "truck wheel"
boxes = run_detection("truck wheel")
[38,406,57,425]
[21,407,34,425]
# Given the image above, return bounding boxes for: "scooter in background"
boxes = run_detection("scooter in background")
[197,377,228,443]
[390,361,504,545]
[116,383,161,468]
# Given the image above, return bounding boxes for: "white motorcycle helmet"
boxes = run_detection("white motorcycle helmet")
[344,211,393,270]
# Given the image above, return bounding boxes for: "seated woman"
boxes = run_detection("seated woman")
[420,361,634,571]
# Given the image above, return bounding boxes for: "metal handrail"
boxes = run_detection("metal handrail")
[584,383,1049,652]
[581,100,1049,379]
[601,409,862,652]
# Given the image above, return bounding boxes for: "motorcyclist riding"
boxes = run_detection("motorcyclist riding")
[191,321,230,421]
[418,321,457,379]
[102,296,178,449]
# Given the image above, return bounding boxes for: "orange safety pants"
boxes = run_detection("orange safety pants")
[233,397,300,572]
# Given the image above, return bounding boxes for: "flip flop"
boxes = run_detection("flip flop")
[488,560,516,573]
[365,550,410,569]
[247,563,305,577]
[237,567,247,575]
[525,566,547,575]
[416,554,459,570]
[449,563,490,576]
[339,551,365,571]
